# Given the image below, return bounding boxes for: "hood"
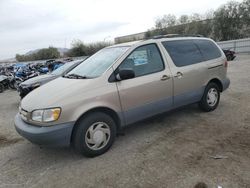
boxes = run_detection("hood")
[20,74,58,86]
[21,77,99,111]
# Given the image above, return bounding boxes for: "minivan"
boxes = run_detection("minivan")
[15,37,230,157]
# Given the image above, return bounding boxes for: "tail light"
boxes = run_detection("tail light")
[224,61,228,68]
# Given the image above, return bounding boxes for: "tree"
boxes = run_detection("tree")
[16,47,60,62]
[155,14,177,29]
[67,40,87,57]
[213,1,243,40]
[240,0,250,37]
[240,0,250,25]
[67,40,111,57]
[179,15,189,24]
[189,13,202,22]
[145,0,249,41]
[35,47,60,60]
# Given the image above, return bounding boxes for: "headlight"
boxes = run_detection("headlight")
[31,108,61,123]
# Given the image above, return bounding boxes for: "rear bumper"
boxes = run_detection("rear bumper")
[222,78,230,91]
[14,114,74,147]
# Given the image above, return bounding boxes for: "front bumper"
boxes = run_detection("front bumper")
[14,114,75,147]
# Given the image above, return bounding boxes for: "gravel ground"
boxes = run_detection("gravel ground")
[0,55,250,188]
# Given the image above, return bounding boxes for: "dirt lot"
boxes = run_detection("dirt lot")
[0,55,250,188]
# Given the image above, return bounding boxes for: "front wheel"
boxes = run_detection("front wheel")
[199,83,220,112]
[72,112,117,157]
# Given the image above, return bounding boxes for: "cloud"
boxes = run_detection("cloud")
[0,1,65,33]
[0,0,242,59]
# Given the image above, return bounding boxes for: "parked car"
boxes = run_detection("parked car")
[223,49,236,61]
[0,75,9,93]
[18,59,85,98]
[15,37,230,157]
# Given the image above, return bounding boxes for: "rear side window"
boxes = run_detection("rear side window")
[194,39,222,61]
[162,40,203,67]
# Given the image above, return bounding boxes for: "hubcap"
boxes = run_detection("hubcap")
[85,122,110,150]
[207,88,218,107]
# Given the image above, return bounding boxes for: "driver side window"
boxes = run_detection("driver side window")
[119,44,164,77]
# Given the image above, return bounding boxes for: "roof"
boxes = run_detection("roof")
[108,35,211,49]
[107,40,142,48]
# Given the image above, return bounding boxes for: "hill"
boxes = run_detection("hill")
[25,47,69,56]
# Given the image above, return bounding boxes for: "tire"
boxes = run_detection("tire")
[0,83,4,93]
[9,81,16,90]
[227,54,235,61]
[72,112,117,157]
[199,82,220,112]
[226,55,231,61]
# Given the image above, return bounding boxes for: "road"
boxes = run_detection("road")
[0,55,250,188]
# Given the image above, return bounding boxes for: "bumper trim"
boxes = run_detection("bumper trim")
[14,114,75,147]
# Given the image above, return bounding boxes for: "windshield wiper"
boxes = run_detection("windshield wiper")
[63,74,88,79]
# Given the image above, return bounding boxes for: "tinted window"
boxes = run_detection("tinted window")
[119,44,164,77]
[194,39,221,61]
[162,40,204,67]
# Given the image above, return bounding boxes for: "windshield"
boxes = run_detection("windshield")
[66,47,129,78]
[51,60,80,75]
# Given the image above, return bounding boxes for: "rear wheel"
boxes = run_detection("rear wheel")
[72,112,116,157]
[199,82,220,112]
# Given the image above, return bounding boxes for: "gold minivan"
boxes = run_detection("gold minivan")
[15,37,230,157]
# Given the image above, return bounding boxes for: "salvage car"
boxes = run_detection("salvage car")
[15,37,230,157]
[223,49,236,61]
[18,59,85,98]
[0,75,9,93]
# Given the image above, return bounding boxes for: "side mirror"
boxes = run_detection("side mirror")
[116,68,135,81]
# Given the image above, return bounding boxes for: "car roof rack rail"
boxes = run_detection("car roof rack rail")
[151,34,204,39]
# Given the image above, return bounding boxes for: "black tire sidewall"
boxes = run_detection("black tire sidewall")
[72,112,116,157]
[199,83,220,112]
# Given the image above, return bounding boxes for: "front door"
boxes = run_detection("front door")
[115,43,173,125]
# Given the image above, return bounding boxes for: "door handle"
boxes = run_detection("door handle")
[161,75,170,81]
[174,72,183,79]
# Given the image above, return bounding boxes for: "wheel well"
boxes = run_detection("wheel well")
[208,78,223,92]
[70,107,121,143]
